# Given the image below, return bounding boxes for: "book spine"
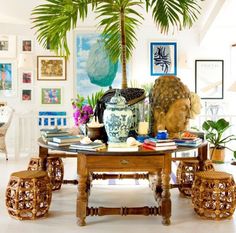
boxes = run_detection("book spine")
[176,142,200,147]
[142,143,177,151]
[144,139,175,147]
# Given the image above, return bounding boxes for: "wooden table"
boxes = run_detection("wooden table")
[38,138,208,226]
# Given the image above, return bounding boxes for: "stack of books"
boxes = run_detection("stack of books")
[173,137,202,147]
[47,135,83,147]
[107,142,139,152]
[40,128,70,143]
[142,138,177,151]
[69,141,106,151]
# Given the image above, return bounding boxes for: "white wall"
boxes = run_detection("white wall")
[1,4,236,157]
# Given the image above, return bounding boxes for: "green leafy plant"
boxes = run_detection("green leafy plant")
[87,89,104,109]
[31,0,202,89]
[72,90,104,126]
[202,118,236,159]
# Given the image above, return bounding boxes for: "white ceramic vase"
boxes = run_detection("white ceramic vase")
[103,90,133,143]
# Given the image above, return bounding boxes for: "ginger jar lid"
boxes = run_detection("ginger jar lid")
[106,89,127,109]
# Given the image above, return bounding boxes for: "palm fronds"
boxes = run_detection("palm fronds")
[149,0,201,33]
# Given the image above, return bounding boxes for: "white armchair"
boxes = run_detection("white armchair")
[0,106,14,160]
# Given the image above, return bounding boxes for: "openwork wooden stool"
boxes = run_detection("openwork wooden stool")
[27,157,43,171]
[176,160,214,197]
[192,171,236,220]
[5,170,52,220]
[27,157,64,191]
[46,157,64,191]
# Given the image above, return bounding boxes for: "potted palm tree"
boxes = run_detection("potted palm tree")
[202,118,236,163]
[31,0,202,89]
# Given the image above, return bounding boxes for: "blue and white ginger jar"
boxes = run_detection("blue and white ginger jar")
[103,90,133,143]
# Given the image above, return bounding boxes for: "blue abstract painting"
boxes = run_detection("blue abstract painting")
[150,42,177,76]
[75,32,123,98]
[38,111,67,126]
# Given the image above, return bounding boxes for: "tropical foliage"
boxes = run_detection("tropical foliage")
[32,0,202,88]
[87,89,104,109]
[202,118,236,159]
[72,90,104,125]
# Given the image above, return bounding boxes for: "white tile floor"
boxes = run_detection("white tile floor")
[0,155,236,233]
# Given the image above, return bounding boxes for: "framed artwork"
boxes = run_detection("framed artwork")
[20,70,33,85]
[0,35,16,58]
[18,37,34,53]
[0,60,17,97]
[37,56,66,81]
[38,111,67,126]
[41,87,62,105]
[74,30,122,98]
[21,89,32,101]
[150,42,177,76]
[195,60,224,99]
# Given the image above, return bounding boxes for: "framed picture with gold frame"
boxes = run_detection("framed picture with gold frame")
[37,56,66,81]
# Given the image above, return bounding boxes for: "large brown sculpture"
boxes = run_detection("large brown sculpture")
[151,76,200,138]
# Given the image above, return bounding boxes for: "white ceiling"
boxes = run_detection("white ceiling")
[199,0,236,45]
[0,0,236,45]
[0,0,42,24]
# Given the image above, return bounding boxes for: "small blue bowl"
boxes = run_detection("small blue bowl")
[156,131,168,140]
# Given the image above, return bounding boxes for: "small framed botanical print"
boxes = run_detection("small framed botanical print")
[18,37,34,53]
[21,89,33,101]
[20,70,33,85]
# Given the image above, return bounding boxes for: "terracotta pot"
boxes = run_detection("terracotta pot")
[210,147,225,163]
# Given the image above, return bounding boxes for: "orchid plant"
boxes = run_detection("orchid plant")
[72,90,104,126]
[72,94,93,126]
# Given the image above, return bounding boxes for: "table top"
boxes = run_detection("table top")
[38,137,208,156]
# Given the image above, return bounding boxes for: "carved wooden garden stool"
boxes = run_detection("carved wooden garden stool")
[192,171,236,220]
[27,157,43,171]
[5,170,52,220]
[176,159,214,197]
[46,157,64,191]
[27,157,64,191]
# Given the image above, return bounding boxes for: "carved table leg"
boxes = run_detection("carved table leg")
[155,169,163,202]
[87,173,93,198]
[77,154,88,226]
[161,153,171,225]
[38,145,48,170]
[198,143,208,171]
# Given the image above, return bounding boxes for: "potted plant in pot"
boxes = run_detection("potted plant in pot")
[202,118,236,163]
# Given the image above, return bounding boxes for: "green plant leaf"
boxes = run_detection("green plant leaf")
[149,0,200,33]
[234,151,236,160]
[87,89,104,109]
[96,0,144,63]
[202,118,236,159]
[32,0,202,87]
